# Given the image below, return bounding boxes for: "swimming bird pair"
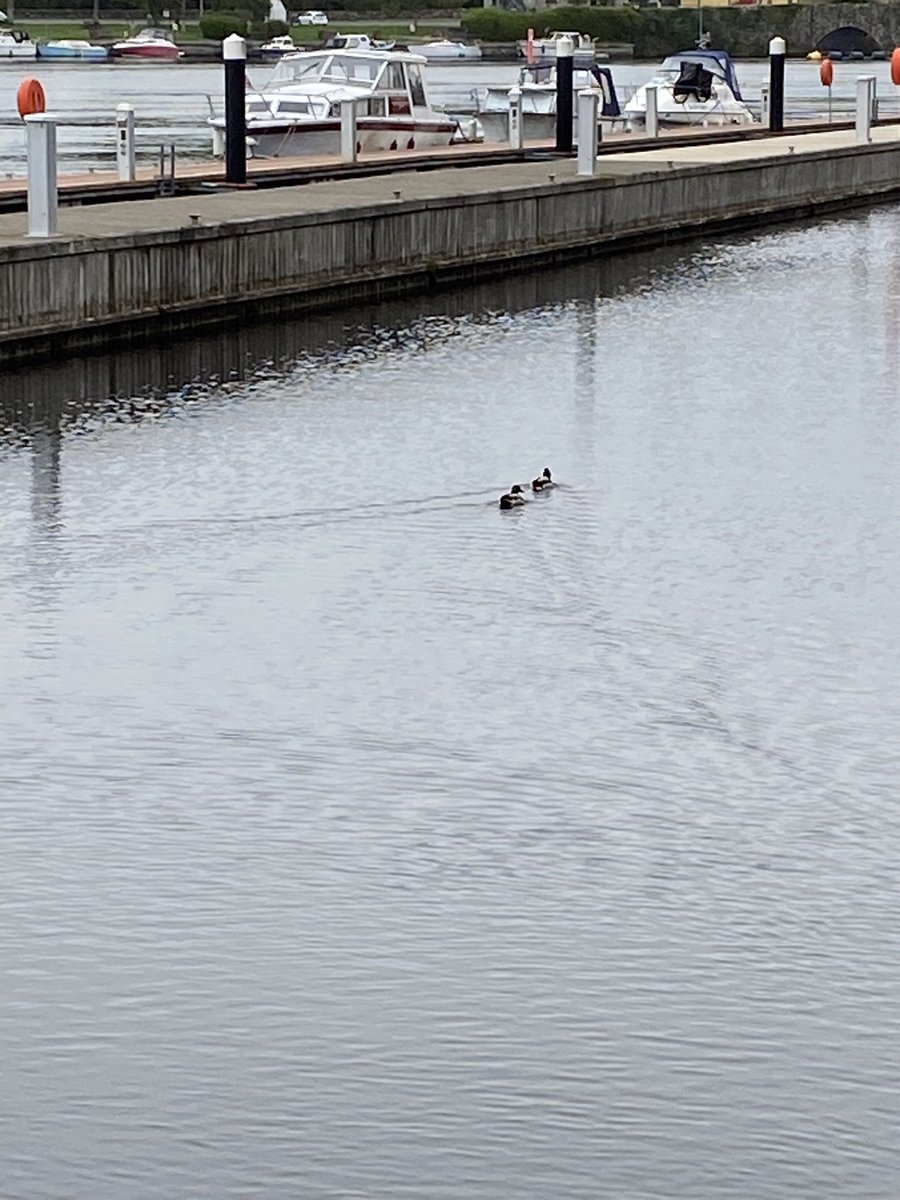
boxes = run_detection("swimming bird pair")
[499,468,555,509]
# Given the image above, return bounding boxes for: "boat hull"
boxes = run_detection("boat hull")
[248,119,459,157]
[420,45,482,61]
[212,117,460,158]
[623,85,753,126]
[0,44,36,58]
[480,110,555,143]
[112,44,180,60]
[38,44,107,60]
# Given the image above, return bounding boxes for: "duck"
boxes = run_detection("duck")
[531,467,555,492]
[499,484,526,510]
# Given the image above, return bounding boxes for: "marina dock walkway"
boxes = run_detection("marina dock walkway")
[2,124,898,362]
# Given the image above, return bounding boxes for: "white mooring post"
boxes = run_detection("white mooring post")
[576,88,598,176]
[508,85,523,149]
[645,83,659,140]
[760,83,770,128]
[340,98,357,163]
[25,113,58,238]
[856,75,875,144]
[115,102,136,182]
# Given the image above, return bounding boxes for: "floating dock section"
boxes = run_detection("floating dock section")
[2,126,900,365]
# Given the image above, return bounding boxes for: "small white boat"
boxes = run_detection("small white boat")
[0,29,36,58]
[517,31,595,65]
[111,28,182,61]
[418,39,481,62]
[259,34,297,59]
[327,33,394,52]
[623,49,753,126]
[479,62,622,143]
[209,47,460,159]
[38,39,108,61]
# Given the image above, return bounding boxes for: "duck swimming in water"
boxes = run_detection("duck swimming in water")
[532,467,555,492]
[499,484,526,510]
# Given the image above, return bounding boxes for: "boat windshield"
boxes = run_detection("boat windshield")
[658,54,726,80]
[271,51,387,86]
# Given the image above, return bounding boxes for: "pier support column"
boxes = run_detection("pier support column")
[223,32,247,186]
[576,88,598,176]
[768,37,785,133]
[645,84,658,139]
[115,102,136,182]
[555,34,574,154]
[25,113,58,238]
[856,74,875,144]
[507,85,523,149]
[340,98,357,162]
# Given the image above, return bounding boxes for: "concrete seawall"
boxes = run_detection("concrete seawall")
[2,126,900,365]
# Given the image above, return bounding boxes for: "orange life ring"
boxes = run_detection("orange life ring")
[16,78,45,119]
[892,47,900,86]
[820,59,833,87]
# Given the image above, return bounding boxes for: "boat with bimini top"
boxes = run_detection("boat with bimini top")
[623,49,753,126]
[479,61,621,143]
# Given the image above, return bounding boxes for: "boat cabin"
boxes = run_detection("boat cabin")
[261,50,433,119]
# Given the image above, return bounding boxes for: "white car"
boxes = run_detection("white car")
[0,10,8,21]
[293,9,327,25]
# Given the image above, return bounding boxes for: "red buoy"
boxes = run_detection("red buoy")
[892,47,900,85]
[820,59,833,87]
[16,77,45,119]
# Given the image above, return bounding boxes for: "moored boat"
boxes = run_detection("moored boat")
[623,49,753,126]
[209,47,460,159]
[418,39,481,62]
[517,31,596,66]
[38,38,108,60]
[0,29,36,58]
[259,34,297,59]
[479,62,621,143]
[111,28,182,61]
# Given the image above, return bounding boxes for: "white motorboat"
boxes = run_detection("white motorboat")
[623,49,753,126]
[479,62,622,143]
[517,31,596,65]
[259,34,297,59]
[0,29,36,58]
[327,33,394,52]
[418,39,481,62]
[209,48,460,159]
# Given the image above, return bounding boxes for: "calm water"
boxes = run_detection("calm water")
[0,57,894,174]
[3,208,900,1198]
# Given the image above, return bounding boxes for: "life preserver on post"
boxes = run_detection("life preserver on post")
[16,78,45,119]
[892,48,900,86]
[819,59,833,87]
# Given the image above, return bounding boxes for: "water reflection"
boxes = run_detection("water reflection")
[2,205,900,1200]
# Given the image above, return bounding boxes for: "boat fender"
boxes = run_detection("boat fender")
[16,77,45,119]
[892,47,900,86]
[407,137,414,150]
[390,139,398,150]
[820,59,833,87]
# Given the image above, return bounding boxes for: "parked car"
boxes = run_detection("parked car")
[292,9,327,25]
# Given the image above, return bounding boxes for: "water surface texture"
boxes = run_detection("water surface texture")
[2,210,900,1198]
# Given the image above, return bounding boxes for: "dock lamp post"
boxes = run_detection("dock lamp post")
[555,33,574,154]
[223,32,247,186]
[768,36,786,133]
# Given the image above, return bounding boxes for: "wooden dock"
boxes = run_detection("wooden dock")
[2,123,899,365]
